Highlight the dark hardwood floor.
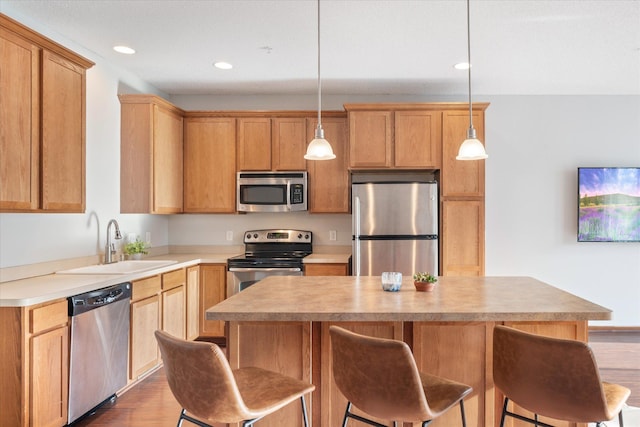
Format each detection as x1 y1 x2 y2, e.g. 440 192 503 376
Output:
73 329 640 426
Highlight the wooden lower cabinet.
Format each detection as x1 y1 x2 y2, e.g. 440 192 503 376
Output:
161 286 185 339
130 294 160 380
186 266 200 340
199 264 226 338
30 326 69 427
441 200 485 276
0 299 69 427
305 263 348 276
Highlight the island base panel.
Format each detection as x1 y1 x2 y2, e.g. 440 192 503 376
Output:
228 321 313 427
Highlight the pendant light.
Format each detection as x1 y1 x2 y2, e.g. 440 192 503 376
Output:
304 0 336 160
456 0 488 161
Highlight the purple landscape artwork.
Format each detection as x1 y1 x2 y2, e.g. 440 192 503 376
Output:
578 167 640 242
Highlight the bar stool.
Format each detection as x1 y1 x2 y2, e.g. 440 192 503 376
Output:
329 325 472 427
155 330 315 427
493 325 630 427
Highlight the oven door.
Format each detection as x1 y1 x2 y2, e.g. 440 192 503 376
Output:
227 267 303 297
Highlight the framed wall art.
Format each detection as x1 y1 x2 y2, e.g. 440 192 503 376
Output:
578 167 640 242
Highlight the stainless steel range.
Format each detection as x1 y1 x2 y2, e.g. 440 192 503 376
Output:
227 229 312 296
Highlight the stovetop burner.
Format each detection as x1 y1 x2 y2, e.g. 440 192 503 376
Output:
227 229 312 269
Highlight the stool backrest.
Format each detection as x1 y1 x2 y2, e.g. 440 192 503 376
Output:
155 330 251 423
329 326 435 421
493 325 608 423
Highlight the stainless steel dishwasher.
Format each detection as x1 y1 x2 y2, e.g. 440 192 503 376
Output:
67 282 131 424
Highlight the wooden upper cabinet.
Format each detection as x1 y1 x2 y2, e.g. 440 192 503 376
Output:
0 15 93 213
272 118 307 171
184 117 237 213
441 110 485 198
41 51 86 212
237 117 307 171
348 110 393 168
119 94 184 214
348 108 442 169
0 27 39 211
306 116 349 213
237 117 272 170
394 111 441 169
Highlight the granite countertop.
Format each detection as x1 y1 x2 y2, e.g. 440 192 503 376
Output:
206 275 612 322
0 250 351 307
0 253 236 307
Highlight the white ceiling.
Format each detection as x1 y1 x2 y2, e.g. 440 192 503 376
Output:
3 0 640 96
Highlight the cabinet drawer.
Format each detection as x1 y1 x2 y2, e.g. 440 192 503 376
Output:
162 268 186 290
30 299 68 334
132 275 161 300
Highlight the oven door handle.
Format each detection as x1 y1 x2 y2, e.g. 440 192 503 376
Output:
228 267 302 273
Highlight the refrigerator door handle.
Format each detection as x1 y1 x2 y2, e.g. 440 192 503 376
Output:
353 195 361 276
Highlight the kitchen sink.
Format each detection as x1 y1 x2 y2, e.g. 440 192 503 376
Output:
56 260 178 275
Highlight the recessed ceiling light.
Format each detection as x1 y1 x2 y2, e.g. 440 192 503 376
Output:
113 45 135 55
454 62 471 70
214 61 233 70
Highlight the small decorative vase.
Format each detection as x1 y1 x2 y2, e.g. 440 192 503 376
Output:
129 253 143 260
414 281 436 292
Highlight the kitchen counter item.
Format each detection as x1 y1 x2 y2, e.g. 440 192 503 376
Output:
67 282 131 423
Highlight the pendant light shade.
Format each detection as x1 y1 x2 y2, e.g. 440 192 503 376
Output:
456 0 487 161
305 0 335 161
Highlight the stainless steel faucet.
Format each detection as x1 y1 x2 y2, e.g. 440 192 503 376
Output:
104 219 122 264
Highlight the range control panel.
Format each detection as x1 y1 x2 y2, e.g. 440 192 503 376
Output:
243 229 312 244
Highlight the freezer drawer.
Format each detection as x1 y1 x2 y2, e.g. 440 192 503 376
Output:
353 238 438 276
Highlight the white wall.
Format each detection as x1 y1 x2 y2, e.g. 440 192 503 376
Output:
0 6 170 267
1 7 638 325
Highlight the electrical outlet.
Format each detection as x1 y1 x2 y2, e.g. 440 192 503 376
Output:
226 230 233 241
145 232 151 244
329 230 337 241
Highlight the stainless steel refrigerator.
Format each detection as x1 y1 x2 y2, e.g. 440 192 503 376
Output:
352 181 438 276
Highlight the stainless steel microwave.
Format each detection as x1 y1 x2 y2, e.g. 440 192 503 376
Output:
237 171 307 212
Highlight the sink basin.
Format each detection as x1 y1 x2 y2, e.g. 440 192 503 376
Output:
56 260 178 275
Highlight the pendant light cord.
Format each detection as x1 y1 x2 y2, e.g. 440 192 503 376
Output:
317 0 322 129
467 0 474 132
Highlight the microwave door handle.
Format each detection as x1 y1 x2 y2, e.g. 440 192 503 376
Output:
286 179 292 211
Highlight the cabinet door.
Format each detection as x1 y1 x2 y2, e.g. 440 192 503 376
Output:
186 266 200 340
130 295 160 380
307 117 349 213
441 200 485 276
349 111 392 168
199 264 226 338
237 118 271 170
153 104 183 213
0 28 39 211
162 285 186 339
394 111 441 168
272 118 307 171
441 110 485 197
41 50 86 212
184 117 236 213
31 326 69 427
305 263 348 276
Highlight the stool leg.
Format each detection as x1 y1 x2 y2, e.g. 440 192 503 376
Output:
342 402 352 427
619 410 624 427
460 400 467 427
301 396 310 427
499 398 509 427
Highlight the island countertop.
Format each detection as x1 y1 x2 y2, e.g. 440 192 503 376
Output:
206 275 611 322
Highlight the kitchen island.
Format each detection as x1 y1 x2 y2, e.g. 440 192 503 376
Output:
206 276 611 427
